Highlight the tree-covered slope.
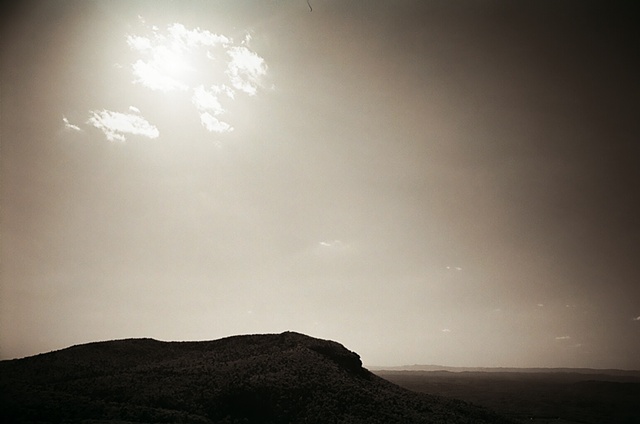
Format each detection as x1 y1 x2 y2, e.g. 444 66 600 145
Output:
1 332 514 423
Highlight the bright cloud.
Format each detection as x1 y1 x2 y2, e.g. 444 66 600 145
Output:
166 23 230 48
125 21 267 134
226 46 267 96
633 316 640 321
131 57 190 92
87 109 159 142
192 85 234 133
555 336 571 340
192 85 226 116
199 112 233 134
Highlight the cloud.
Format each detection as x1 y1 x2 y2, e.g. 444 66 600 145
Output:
555 336 571 340
633 316 640 321
62 116 81 131
130 58 190 92
87 109 159 142
199 112 233 134
314 240 355 256
126 23 230 93
123 21 268 135
166 23 230 48
318 240 346 249
441 328 451 333
446 266 462 271
226 46 267 96
192 85 233 133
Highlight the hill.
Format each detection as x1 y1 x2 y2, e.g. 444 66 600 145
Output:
0 332 514 423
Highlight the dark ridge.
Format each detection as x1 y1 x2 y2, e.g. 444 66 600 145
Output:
0 332 515 424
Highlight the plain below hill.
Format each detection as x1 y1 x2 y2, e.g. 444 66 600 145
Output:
369 364 640 379
0 331 515 424
373 367 640 424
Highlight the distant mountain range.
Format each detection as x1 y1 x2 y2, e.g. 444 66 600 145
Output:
0 332 514 423
369 364 640 377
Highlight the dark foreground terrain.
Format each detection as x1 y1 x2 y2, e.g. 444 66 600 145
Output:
375 369 640 424
0 332 513 424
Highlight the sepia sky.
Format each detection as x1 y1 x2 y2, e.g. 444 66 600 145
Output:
1 0 639 369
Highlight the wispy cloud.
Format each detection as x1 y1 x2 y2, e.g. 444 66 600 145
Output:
633 316 640 321
87 109 159 142
555 335 571 340
62 116 81 131
318 240 346 249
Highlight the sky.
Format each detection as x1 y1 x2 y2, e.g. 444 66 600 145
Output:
1 0 638 369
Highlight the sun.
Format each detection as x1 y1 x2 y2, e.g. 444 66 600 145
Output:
123 21 267 134
154 44 194 82
129 37 198 92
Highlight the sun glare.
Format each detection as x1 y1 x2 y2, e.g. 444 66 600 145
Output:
91 21 270 138
155 45 194 82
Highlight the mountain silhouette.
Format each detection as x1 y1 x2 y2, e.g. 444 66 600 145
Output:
1 331 514 423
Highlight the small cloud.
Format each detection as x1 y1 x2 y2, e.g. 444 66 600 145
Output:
226 46 267 96
441 328 451 333
192 85 233 133
87 109 159 142
166 23 230 48
129 105 141 113
199 112 233 134
319 240 345 248
445 266 462 271
537 304 544 307
192 85 226 116
633 316 640 321
62 116 82 131
555 336 571 340
312 239 353 258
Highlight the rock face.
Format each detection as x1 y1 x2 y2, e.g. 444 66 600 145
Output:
0 331 514 424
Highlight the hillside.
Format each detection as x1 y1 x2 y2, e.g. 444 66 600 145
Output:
0 332 514 424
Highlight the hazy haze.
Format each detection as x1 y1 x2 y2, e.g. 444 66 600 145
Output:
1 0 639 369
